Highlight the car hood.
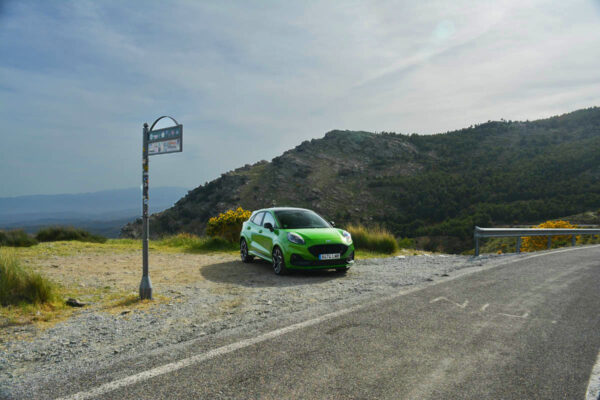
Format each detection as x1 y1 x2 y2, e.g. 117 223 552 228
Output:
284 228 345 244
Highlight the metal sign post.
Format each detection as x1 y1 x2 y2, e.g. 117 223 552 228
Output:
140 116 183 300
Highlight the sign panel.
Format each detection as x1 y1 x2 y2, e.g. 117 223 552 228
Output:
148 138 182 155
147 124 183 155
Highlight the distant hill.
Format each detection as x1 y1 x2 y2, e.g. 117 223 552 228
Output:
121 107 600 252
0 187 188 237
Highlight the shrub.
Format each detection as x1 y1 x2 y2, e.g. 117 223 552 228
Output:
0 230 38 247
396 237 415 249
0 249 56 305
35 226 107 243
158 233 238 253
346 224 399 254
521 220 579 252
206 207 252 243
188 237 238 252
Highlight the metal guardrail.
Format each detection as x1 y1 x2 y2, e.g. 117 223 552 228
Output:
474 226 600 256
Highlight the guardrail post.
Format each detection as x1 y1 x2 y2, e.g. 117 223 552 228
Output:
547 236 552 250
516 237 521 253
474 227 480 256
572 235 576 247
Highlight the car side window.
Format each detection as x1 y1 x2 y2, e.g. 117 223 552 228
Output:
251 212 264 226
262 212 275 228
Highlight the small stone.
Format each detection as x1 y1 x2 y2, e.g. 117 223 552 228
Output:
51 264 59 268
114 349 120 354
120 310 131 315
66 298 85 307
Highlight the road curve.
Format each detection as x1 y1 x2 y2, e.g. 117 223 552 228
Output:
39 246 600 399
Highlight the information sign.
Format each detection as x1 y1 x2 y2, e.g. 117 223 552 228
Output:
148 124 183 155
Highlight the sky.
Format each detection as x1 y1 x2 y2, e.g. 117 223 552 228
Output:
1 0 599 197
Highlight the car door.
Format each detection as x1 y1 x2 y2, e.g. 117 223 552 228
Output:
254 211 277 257
247 212 264 255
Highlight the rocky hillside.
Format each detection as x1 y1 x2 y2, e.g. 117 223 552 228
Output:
121 107 600 250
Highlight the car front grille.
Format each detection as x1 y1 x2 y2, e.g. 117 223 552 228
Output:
290 253 353 267
308 244 349 257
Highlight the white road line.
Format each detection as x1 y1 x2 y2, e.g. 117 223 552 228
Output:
497 312 529 319
55 245 600 400
586 350 600 400
430 297 469 308
56 302 370 400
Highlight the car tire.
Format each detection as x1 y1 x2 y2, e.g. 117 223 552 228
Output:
272 247 290 275
335 267 349 274
240 238 254 263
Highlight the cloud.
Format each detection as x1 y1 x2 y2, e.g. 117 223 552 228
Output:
0 0 599 196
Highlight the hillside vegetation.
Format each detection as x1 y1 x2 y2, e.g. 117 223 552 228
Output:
121 107 600 253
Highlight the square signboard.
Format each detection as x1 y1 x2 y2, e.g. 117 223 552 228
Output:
148 125 183 155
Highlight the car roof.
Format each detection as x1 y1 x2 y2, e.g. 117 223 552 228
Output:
254 207 311 213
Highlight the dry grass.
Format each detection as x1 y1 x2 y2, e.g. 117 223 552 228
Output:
0 238 427 330
1 240 238 330
346 224 399 254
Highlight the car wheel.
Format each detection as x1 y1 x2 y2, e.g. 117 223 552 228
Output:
335 267 349 274
240 238 254 263
272 247 289 275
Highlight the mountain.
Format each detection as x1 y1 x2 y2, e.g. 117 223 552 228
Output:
0 187 188 237
121 107 600 252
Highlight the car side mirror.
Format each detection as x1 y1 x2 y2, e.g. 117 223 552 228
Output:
330 221 335 227
264 222 274 232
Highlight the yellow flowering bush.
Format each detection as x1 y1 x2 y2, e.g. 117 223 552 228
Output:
206 207 252 243
521 220 579 252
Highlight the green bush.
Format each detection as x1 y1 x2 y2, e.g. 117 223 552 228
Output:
396 237 415 249
158 233 238 253
346 224 399 254
0 249 56 305
0 230 38 247
35 226 107 243
187 236 238 252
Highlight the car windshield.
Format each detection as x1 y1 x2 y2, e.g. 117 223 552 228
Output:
274 210 330 229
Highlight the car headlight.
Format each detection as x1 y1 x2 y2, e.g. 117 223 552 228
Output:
287 232 305 245
342 230 352 244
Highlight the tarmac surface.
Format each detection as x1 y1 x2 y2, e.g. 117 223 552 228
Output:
25 246 600 399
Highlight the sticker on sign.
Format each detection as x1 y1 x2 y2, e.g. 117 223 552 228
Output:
149 138 182 155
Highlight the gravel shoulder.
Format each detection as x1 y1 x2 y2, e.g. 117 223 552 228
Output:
0 251 523 399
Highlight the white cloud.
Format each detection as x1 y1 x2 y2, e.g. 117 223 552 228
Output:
1 0 599 195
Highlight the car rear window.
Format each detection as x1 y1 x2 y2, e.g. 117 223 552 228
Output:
274 210 330 229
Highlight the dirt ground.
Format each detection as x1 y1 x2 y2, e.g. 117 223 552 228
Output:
26 249 239 293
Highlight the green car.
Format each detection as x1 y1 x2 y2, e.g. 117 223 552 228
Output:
240 207 355 275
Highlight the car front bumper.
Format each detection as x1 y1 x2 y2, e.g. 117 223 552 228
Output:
287 246 355 269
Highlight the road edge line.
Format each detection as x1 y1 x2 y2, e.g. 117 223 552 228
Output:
586 350 600 400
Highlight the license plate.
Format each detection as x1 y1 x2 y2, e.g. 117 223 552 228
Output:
319 253 340 260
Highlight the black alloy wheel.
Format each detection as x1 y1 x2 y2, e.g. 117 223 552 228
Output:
240 238 254 263
272 247 289 275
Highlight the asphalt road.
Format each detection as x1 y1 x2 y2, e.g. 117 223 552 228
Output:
42 246 600 399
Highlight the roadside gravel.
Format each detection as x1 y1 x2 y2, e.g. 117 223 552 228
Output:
0 252 521 399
